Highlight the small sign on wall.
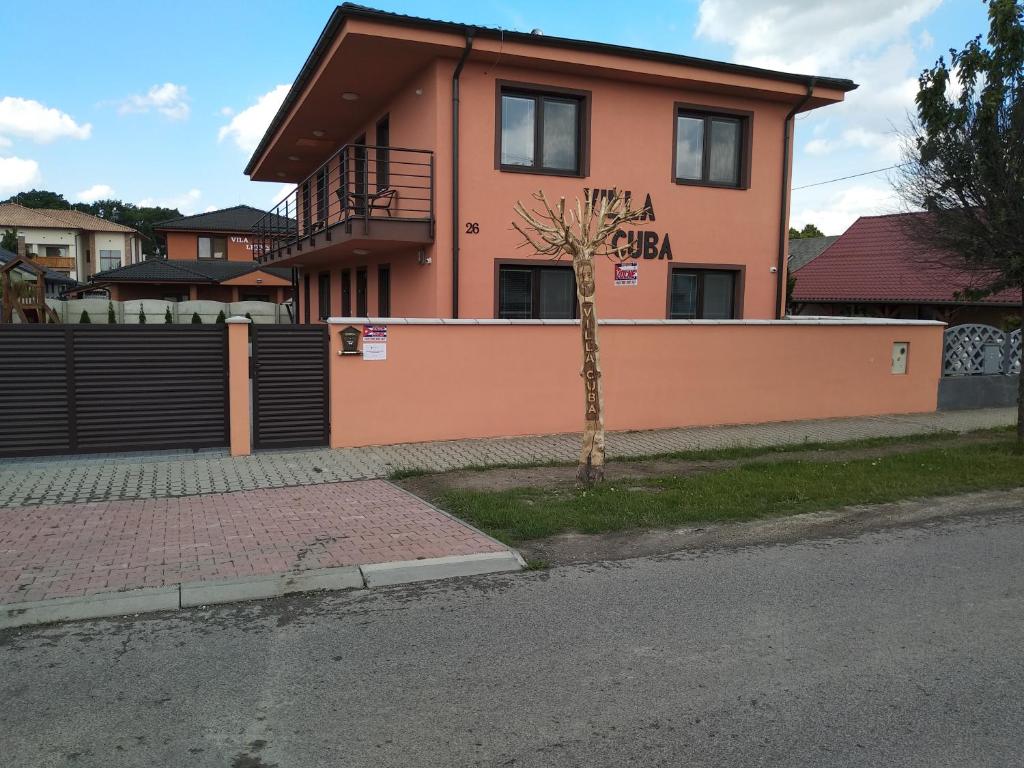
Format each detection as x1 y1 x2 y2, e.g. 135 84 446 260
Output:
614 262 638 287
363 325 387 361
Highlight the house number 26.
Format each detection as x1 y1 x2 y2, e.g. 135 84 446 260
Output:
465 222 480 234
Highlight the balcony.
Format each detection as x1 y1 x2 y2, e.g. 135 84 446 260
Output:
251 144 434 266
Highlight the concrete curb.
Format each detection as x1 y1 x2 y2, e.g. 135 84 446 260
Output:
0 552 524 630
0 586 179 630
362 551 524 587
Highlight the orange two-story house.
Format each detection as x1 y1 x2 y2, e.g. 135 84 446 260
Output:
245 4 856 324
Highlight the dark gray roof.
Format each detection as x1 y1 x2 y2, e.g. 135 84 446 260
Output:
0 247 80 285
788 236 839 272
154 205 294 233
246 3 859 175
90 259 290 283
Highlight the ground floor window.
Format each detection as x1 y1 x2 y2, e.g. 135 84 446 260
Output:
318 271 331 320
669 268 738 319
99 249 122 271
356 268 367 316
498 264 576 319
340 269 351 316
378 265 390 317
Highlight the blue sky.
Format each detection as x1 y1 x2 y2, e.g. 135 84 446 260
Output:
0 0 988 233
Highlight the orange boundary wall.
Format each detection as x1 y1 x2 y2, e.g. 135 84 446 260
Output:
326 318 944 449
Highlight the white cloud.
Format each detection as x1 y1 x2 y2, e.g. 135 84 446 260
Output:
269 183 296 206
791 183 901 235
697 0 940 160
218 84 290 152
118 83 190 120
0 97 92 144
0 156 42 195
76 183 114 203
139 188 202 214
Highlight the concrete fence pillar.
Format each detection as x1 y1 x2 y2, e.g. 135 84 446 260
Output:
326 319 345 449
226 317 252 457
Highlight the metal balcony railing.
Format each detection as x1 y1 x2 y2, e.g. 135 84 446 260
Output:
251 144 434 261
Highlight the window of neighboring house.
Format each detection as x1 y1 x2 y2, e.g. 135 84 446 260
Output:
340 269 352 316
197 236 227 259
378 265 391 317
498 87 587 176
86 249 91 263
99 249 122 271
318 271 331 320
241 292 270 302
497 264 576 319
162 294 187 303
355 267 367 316
674 107 750 188
43 245 69 258
668 268 739 319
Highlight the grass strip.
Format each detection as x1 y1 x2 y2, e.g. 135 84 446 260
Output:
437 437 1024 544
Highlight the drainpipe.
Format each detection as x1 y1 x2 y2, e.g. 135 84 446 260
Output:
776 77 815 319
451 27 475 318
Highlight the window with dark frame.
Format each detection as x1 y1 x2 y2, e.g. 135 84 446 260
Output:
355 267 367 317
197 236 226 259
498 264 577 319
499 88 584 175
376 116 390 191
316 168 328 223
303 273 311 324
674 108 747 188
378 265 391 317
668 268 738 320
340 269 351 316
318 271 331 320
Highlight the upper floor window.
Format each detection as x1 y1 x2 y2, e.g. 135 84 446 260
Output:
498 264 576 319
674 106 751 189
198 236 226 259
498 86 588 176
669 268 739 319
99 249 122 271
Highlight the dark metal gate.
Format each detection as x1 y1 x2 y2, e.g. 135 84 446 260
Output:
251 325 329 449
0 325 228 457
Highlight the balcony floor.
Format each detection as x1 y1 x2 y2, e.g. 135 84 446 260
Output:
258 216 433 268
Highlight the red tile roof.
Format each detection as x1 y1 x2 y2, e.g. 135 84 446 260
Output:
791 212 1019 306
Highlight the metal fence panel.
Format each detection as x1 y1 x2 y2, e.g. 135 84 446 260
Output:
252 325 329 449
0 325 73 456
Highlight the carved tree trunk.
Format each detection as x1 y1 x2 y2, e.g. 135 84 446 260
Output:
574 251 605 486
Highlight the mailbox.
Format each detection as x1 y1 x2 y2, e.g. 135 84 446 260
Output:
340 325 361 355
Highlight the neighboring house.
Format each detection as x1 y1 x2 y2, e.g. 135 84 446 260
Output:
0 246 80 298
69 259 293 303
790 213 1019 325
154 205 290 262
243 4 855 323
0 203 143 282
788 235 839 272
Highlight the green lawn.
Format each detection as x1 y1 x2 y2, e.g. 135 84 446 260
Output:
438 437 1024 544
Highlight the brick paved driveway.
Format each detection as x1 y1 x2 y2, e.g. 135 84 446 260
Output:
0 481 506 606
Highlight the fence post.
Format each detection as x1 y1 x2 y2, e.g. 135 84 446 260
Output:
226 316 252 457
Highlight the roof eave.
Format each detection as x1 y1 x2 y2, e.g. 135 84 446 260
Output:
244 3 857 176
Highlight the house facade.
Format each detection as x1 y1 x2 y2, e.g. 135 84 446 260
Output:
790 213 1020 326
0 203 143 282
155 205 283 262
246 4 855 324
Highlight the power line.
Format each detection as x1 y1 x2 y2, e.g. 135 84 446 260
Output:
792 163 908 191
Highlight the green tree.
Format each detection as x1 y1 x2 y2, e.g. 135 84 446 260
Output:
139 305 147 324
79 310 91 324
1 228 18 252
2 189 71 209
788 223 825 239
164 306 173 324
191 312 202 324
108 301 116 323
896 0 1024 446
215 309 226 323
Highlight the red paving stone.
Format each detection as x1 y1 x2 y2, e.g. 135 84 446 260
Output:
0 480 507 605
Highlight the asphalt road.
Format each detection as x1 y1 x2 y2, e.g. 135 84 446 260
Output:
3 508 1023 767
